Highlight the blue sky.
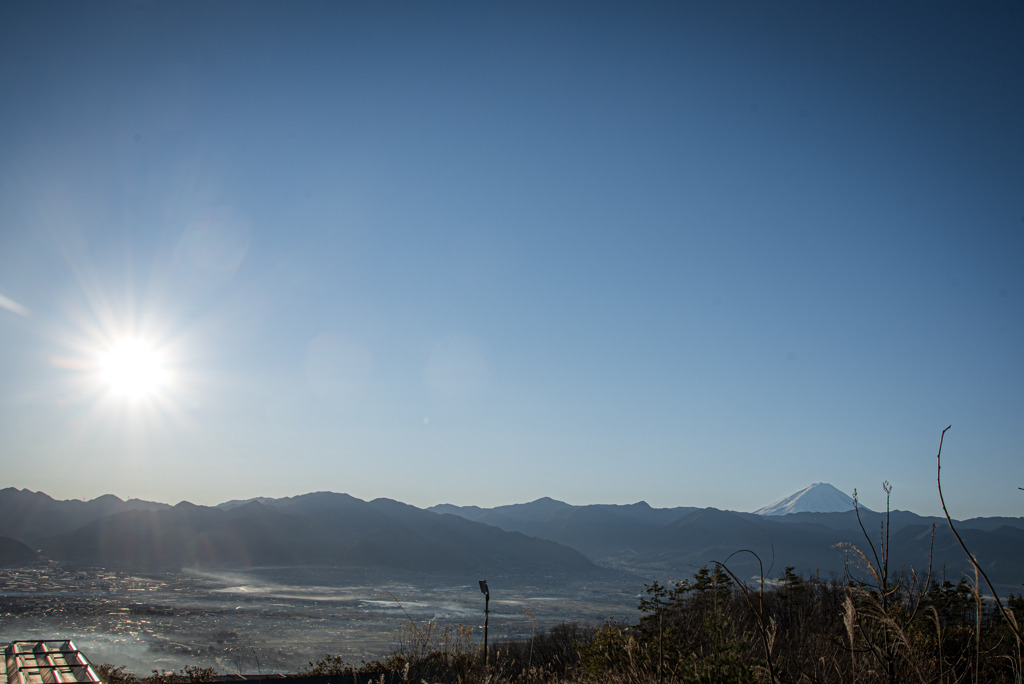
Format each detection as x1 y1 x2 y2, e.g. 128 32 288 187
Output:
1 2 1022 517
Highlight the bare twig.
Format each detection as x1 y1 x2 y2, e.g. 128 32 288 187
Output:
935 425 1023 645
381 591 414 623
713 550 778 684
853 489 884 588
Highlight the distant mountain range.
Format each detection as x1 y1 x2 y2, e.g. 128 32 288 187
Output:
0 488 597 578
2 485 1022 591
431 495 1024 591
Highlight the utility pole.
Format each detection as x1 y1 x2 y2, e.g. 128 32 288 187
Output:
479 580 490 668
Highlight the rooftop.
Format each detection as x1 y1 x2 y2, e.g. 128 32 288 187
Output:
2 641 100 684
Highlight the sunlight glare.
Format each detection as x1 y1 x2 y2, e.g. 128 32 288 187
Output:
100 338 168 399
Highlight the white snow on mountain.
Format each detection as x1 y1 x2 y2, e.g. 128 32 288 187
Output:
754 482 859 516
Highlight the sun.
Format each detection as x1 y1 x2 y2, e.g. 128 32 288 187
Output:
99 338 168 399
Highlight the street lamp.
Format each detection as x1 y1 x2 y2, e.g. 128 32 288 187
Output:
479 580 490 668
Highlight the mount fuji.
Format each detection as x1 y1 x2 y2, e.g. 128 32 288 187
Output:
754 482 862 516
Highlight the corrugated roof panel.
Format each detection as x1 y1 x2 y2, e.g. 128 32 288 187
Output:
3 641 100 684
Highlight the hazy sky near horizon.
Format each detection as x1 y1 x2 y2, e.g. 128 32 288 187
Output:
1 2 1022 518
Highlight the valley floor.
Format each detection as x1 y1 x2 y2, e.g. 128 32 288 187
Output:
0 564 638 674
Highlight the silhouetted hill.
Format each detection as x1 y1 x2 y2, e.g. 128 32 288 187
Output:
274 493 599 575
429 497 574 530
882 523 1024 586
37 492 602 577
435 501 1024 591
430 499 699 559
957 516 1024 532
430 498 694 529
768 508 937 533
0 488 169 543
0 536 40 567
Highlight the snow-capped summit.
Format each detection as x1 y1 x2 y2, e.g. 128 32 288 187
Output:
754 482 859 516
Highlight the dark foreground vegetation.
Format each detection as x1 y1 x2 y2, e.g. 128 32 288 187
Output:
97 561 1024 684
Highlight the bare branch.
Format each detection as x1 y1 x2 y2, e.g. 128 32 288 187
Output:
853 488 884 587
935 425 1022 646
713 550 778 684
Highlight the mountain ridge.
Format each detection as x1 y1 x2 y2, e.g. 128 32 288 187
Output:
2 486 1022 591
24 490 603 578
